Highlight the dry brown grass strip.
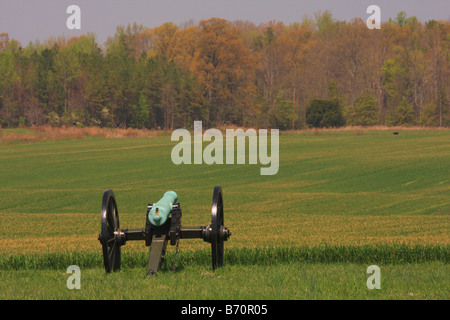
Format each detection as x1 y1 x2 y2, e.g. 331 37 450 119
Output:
0 126 168 144
1 125 449 144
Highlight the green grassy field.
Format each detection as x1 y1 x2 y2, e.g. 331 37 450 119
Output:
0 128 449 299
1 262 448 300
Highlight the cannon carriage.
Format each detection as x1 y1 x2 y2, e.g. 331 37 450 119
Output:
98 185 231 275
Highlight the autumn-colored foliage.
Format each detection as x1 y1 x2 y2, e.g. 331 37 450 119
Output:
0 13 449 130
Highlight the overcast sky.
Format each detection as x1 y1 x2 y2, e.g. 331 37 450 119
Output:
1 0 448 46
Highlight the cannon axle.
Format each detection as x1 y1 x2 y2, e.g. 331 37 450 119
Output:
106 224 231 244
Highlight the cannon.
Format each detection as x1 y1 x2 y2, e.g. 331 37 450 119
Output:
98 185 231 275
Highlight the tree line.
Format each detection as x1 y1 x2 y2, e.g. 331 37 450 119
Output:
0 11 449 130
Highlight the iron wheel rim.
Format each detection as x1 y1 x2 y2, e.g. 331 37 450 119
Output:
211 185 224 269
100 190 121 273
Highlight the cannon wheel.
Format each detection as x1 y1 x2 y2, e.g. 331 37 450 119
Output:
211 185 224 269
99 190 121 273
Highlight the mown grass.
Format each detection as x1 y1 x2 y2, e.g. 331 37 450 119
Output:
0 262 448 300
0 128 449 299
1 212 448 256
0 129 449 217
